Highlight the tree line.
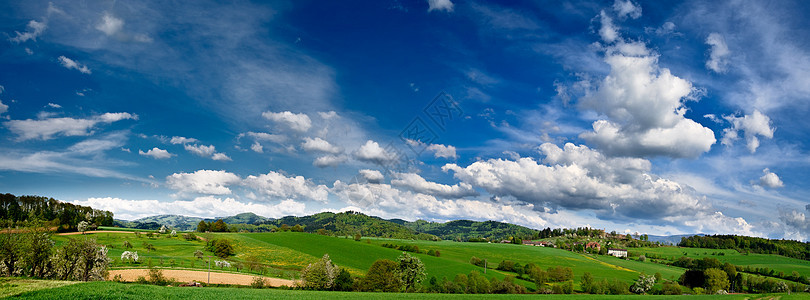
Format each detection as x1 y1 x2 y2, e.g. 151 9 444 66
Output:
679 234 810 261
0 193 113 231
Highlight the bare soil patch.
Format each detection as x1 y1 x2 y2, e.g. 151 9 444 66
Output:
107 269 295 287
56 230 132 236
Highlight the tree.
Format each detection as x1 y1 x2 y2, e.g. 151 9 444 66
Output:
211 220 228 232
158 225 167 234
206 239 234 258
630 273 656 294
704 268 729 293
197 221 208 232
194 249 204 260
359 259 402 292
25 227 53 277
0 231 24 276
77 221 90 234
123 240 133 249
301 254 338 290
332 268 354 291
397 252 426 292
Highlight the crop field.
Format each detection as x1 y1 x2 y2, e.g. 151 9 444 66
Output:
631 247 810 278
6 279 808 300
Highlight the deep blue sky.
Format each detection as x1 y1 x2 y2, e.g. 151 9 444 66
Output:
2 0 810 240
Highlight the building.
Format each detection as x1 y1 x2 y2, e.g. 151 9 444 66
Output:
585 241 601 251
607 248 628 258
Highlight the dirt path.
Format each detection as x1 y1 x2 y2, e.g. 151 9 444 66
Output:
107 269 296 287
57 230 132 236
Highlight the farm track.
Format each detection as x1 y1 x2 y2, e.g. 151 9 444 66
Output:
107 269 296 287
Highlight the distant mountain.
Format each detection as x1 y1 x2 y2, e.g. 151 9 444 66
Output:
221 212 269 225
116 212 270 231
398 219 540 241
260 211 437 240
647 234 704 245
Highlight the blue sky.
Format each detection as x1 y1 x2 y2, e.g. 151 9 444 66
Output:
2 0 810 240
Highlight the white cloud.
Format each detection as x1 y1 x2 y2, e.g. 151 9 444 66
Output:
96 12 124 36
243 171 329 202
139 147 174 159
359 169 384 183
262 111 312 132
598 11 619 43
170 136 199 144
166 170 240 196
4 112 137 141
250 142 263 153
184 144 230 161
426 143 457 159
391 172 478 199
354 140 397 164
646 22 678 36
238 131 287 143
613 0 641 19
758 168 784 188
0 100 7 116
779 206 810 238
443 142 731 227
9 20 46 43
318 111 338 120
706 33 730 73
47 103 61 108
313 155 347 168
57 56 91 74
579 19 715 158
301 137 342 154
71 196 307 220
427 0 454 12
721 110 774 153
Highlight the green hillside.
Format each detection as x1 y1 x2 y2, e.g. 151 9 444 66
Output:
260 212 437 240
399 219 540 241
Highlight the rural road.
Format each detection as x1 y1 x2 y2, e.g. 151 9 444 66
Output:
108 269 296 287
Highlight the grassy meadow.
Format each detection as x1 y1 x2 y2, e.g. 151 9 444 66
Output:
631 246 810 278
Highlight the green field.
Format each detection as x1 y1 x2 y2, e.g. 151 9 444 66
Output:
5 279 808 299
632 247 810 278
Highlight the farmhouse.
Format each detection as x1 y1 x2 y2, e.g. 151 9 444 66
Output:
607 248 628 258
585 241 601 251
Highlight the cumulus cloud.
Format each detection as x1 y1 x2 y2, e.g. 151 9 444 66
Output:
262 111 312 132
313 155 347 168
96 12 124 36
613 0 641 19
0 100 7 116
391 172 478 199
243 171 329 202
443 142 735 228
427 0 454 12
139 147 174 159
5 112 137 141
598 11 619 43
166 170 240 196
720 110 774 153
579 16 715 158
354 140 398 164
706 33 730 73
318 111 338 120
170 136 199 144
758 168 784 188
71 196 306 220
426 143 457 159
184 144 231 161
301 137 342 154
238 131 287 143
250 142 263 153
9 20 46 43
359 169 384 183
57 56 91 74
779 205 810 237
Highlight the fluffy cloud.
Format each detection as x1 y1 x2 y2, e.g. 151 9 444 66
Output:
301 137 342 154
579 16 715 158
250 142 263 153
238 131 287 143
9 20 46 43
779 205 810 237
71 196 306 220
0 100 7 116
57 56 91 74
313 155 347 168
5 112 137 141
96 12 124 36
243 171 329 202
169 136 199 144
138 147 174 159
705 33 730 73
354 140 397 164
427 0 454 12
613 0 641 19
391 172 478 199
720 110 774 153
166 170 240 195
184 144 231 161
359 169 384 183
443 142 726 225
427 143 457 159
598 11 619 43
758 168 784 188
262 111 311 132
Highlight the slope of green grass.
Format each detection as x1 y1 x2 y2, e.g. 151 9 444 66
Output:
9 280 806 300
632 247 810 278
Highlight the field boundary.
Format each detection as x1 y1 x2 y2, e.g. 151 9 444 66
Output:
107 269 296 287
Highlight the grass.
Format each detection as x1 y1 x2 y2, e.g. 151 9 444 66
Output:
0 277 79 298
7 280 810 299
632 247 810 278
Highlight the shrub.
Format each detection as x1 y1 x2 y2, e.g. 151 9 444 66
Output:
300 254 338 290
358 259 402 292
251 276 266 288
206 239 235 258
470 256 484 267
662 282 683 295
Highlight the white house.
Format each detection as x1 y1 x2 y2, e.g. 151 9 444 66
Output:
607 248 628 258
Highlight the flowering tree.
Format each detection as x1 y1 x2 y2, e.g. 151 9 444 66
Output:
300 254 338 290
630 273 656 294
215 260 231 269
170 230 177 237
77 221 90 234
159 225 168 234
121 251 139 263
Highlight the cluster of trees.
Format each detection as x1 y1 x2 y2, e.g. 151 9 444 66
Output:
738 266 809 284
299 252 427 293
403 219 540 242
581 272 634 294
381 243 440 257
422 272 527 294
197 220 228 232
260 212 438 240
205 239 234 258
0 193 113 231
679 235 810 261
676 257 742 293
0 223 110 281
